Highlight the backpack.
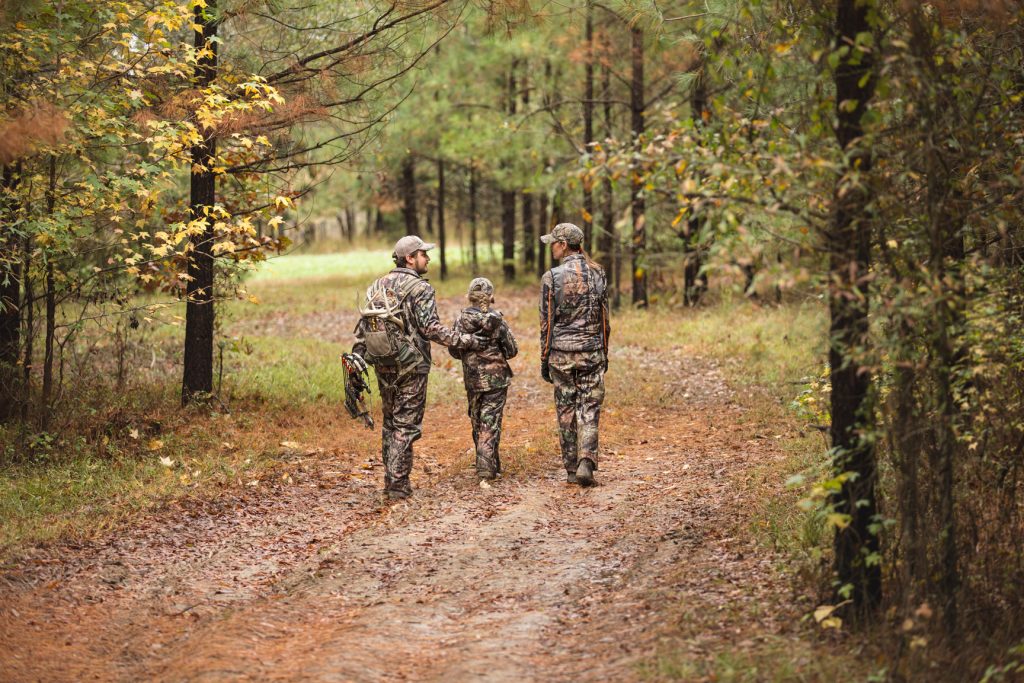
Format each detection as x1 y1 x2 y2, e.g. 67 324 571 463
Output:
358 276 424 375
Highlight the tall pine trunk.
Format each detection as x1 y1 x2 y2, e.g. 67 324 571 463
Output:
582 1 595 250
182 1 218 405
630 27 647 308
20 233 32 421
829 0 881 612
402 154 418 235
522 192 534 268
501 63 517 282
501 190 516 282
469 165 479 275
537 193 549 276
598 63 616 301
437 156 447 280
684 55 708 306
0 163 22 421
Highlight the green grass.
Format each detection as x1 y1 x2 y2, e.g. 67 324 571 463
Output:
615 298 827 394
0 411 271 553
641 636 883 682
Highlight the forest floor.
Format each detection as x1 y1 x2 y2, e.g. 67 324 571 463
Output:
0 264 874 681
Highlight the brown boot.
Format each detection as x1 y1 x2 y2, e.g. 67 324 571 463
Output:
575 458 596 487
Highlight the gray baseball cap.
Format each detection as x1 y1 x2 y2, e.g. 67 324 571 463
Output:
393 235 436 259
468 277 494 297
540 222 584 245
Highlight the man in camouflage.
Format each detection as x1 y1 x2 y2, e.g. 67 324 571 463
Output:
449 277 519 480
351 236 484 500
539 223 610 486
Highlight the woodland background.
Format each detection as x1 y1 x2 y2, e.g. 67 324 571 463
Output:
2 0 1024 680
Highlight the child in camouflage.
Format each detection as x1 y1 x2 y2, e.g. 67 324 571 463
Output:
448 278 519 481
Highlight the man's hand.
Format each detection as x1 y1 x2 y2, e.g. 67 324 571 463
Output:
541 362 553 384
341 353 374 429
342 352 369 376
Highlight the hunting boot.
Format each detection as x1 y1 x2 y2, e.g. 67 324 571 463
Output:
575 458 596 487
566 470 578 484
386 476 413 500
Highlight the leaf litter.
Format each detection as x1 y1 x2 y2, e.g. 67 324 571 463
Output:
0 289 856 681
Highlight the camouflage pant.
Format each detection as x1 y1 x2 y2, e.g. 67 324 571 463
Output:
377 371 428 492
467 387 508 477
550 356 605 473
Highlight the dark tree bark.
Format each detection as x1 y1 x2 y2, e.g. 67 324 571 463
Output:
537 192 549 277
582 0 595 250
501 63 517 282
469 164 479 275
684 55 709 306
42 156 57 427
345 207 356 242
501 190 516 282
40 159 57 428
402 153 418 235
182 0 219 405
0 163 22 421
20 233 32 421
829 0 881 612
522 192 534 268
437 156 447 280
0 162 25 422
630 26 647 308
597 62 616 302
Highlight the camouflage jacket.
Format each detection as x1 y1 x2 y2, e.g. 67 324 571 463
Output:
540 254 610 362
353 268 477 375
449 307 518 391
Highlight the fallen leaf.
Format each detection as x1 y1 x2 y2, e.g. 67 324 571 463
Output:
159 456 174 467
148 439 164 451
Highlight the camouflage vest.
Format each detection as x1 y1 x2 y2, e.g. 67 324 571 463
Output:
547 254 607 353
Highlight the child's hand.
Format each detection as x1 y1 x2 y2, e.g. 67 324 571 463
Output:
481 311 503 334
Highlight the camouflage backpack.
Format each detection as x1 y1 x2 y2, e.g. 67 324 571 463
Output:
358 277 424 375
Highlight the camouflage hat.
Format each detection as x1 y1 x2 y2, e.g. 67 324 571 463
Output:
540 222 584 245
393 235 436 259
468 277 495 297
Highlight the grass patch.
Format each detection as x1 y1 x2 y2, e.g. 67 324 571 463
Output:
641 636 882 682
0 410 275 555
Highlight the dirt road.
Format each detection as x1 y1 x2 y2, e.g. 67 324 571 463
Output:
0 292 814 681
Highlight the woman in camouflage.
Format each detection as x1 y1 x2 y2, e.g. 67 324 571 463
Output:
538 223 611 487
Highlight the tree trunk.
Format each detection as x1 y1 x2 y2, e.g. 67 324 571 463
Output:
346 207 356 242
630 26 647 308
684 56 709 306
598 62 616 300
402 153 418 235
0 163 22 421
469 165 479 275
501 189 516 282
537 193 549 276
20 233 32 421
182 1 218 405
522 192 534 268
41 155 56 428
582 0 595 251
829 0 881 613
437 156 447 280
501 62 517 282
